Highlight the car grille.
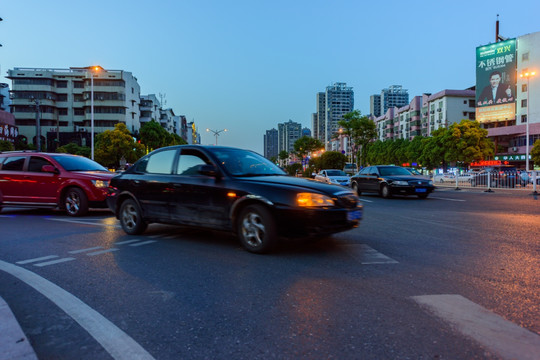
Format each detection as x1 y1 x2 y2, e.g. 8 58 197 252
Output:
407 180 430 186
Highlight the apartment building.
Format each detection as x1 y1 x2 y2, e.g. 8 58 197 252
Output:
324 83 354 149
7 66 140 150
264 128 278 160
278 120 302 153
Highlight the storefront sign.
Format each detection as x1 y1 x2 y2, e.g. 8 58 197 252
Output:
0 122 18 143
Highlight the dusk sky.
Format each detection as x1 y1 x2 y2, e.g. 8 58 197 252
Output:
2 0 540 154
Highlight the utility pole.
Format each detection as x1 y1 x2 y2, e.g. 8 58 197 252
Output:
31 97 41 151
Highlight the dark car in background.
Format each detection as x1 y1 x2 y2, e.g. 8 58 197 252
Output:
0 151 115 216
107 145 362 253
350 165 434 199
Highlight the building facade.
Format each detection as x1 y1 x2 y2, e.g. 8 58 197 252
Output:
370 94 381 117
379 85 409 116
324 83 354 149
7 66 140 150
278 120 302 154
263 128 279 160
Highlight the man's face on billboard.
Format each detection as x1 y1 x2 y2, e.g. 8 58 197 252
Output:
490 74 501 88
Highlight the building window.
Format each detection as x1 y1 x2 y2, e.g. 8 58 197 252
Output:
522 84 528 92
522 115 527 123
57 94 68 101
58 108 68 116
522 52 529 61
468 100 475 107
74 108 85 116
57 81 68 88
522 99 527 108
73 81 84 88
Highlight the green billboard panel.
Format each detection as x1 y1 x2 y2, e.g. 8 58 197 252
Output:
476 39 517 123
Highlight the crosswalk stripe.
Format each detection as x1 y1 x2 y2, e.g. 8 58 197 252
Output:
34 258 76 267
413 294 540 360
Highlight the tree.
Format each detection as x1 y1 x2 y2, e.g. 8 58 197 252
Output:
293 136 324 165
139 120 165 151
318 151 347 170
56 142 90 157
531 139 540 167
95 123 146 169
278 150 289 167
0 140 14 152
443 120 494 167
338 110 377 167
419 129 447 170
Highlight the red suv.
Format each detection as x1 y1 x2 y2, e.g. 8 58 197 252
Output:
0 151 115 216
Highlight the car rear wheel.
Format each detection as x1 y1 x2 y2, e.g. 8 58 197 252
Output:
237 204 277 254
352 182 361 195
119 199 147 235
64 188 88 216
381 184 392 199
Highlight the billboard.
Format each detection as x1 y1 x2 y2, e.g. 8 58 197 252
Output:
0 122 19 144
475 39 516 123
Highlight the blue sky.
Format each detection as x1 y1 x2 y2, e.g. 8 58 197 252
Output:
2 0 540 154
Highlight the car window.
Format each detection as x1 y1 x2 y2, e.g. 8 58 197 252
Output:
327 170 346 176
28 156 53 172
1 156 26 171
146 149 177 174
52 155 108 171
359 167 371 175
176 149 210 175
379 167 411 176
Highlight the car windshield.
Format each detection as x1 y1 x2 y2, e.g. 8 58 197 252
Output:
379 167 412 176
52 155 109 172
210 148 286 177
407 168 422 175
326 170 347 176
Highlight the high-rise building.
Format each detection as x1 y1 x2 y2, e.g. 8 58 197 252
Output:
7 66 140 150
322 83 354 149
370 94 381 117
314 92 326 143
264 128 278 160
380 85 409 116
278 120 302 153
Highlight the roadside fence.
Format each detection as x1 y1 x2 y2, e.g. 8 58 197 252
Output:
433 170 539 192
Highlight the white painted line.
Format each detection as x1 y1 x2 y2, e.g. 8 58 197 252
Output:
16 255 59 265
342 244 398 264
115 239 143 245
86 249 119 256
129 240 158 247
358 198 374 203
161 235 177 239
34 258 76 267
47 218 120 227
69 247 104 254
430 197 466 202
0 260 155 360
413 294 540 360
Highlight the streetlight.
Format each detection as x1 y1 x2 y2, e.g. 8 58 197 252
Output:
206 128 227 145
520 70 536 171
88 66 101 160
30 97 41 151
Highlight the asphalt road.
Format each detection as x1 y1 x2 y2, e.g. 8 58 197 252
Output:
0 188 539 359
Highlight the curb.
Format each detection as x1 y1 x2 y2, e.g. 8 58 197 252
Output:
0 296 38 360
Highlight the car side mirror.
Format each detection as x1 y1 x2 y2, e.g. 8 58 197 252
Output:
198 164 220 177
42 165 59 174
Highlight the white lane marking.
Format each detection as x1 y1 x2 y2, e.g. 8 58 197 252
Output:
69 247 104 254
115 239 143 245
413 294 540 360
430 196 466 202
161 235 177 239
358 198 374 203
129 241 157 247
16 255 59 265
342 244 398 264
0 260 155 360
86 249 119 256
34 258 76 267
47 218 120 227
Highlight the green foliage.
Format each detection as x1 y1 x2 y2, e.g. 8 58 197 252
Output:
284 162 302 176
56 142 90 157
139 120 187 151
444 120 494 164
94 123 146 168
316 151 347 170
531 139 540 167
0 140 15 152
293 136 324 160
338 110 377 166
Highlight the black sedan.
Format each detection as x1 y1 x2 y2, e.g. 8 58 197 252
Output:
107 145 362 253
350 165 434 199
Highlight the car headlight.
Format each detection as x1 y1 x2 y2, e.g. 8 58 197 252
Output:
330 179 340 184
428 180 433 185
297 193 335 207
91 179 110 188
393 180 409 186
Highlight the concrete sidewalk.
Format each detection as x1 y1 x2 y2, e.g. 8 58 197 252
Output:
0 296 38 360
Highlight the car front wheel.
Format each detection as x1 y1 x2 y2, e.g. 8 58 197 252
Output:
64 188 88 216
237 204 277 254
352 182 361 195
381 184 392 199
119 199 147 235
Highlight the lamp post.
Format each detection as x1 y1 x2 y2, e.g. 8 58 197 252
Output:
88 66 101 160
206 128 227 145
520 70 536 171
30 97 41 151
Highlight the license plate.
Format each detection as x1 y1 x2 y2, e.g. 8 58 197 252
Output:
415 188 427 193
347 209 362 221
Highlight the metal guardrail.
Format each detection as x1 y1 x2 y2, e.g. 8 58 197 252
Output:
433 171 539 193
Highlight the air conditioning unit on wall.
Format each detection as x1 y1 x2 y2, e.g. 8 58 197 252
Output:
512 147 518 152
